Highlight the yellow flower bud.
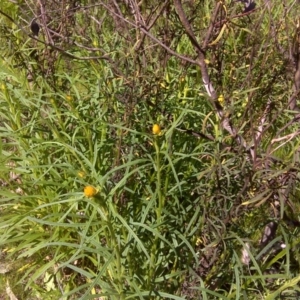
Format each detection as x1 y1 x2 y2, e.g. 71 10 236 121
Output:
77 171 85 178
152 124 161 135
66 95 73 102
218 94 225 107
84 186 98 198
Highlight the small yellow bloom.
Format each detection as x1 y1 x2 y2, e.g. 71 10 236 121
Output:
84 186 98 198
77 171 85 178
66 95 73 102
196 237 202 247
152 124 161 135
218 94 225 107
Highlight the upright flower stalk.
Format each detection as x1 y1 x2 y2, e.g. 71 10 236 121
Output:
152 124 163 220
148 124 165 288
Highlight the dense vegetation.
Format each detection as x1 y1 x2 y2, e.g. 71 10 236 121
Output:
1 0 300 299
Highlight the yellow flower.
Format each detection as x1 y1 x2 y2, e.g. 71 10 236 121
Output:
196 237 202 246
152 124 161 135
218 94 225 107
66 95 73 102
84 186 98 198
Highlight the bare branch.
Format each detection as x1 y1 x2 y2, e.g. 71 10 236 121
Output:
255 98 273 145
173 0 204 55
138 26 198 64
202 2 222 50
134 1 170 51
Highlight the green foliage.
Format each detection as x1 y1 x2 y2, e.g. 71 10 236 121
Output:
0 0 300 299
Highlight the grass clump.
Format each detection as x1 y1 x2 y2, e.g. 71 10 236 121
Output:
0 0 300 299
